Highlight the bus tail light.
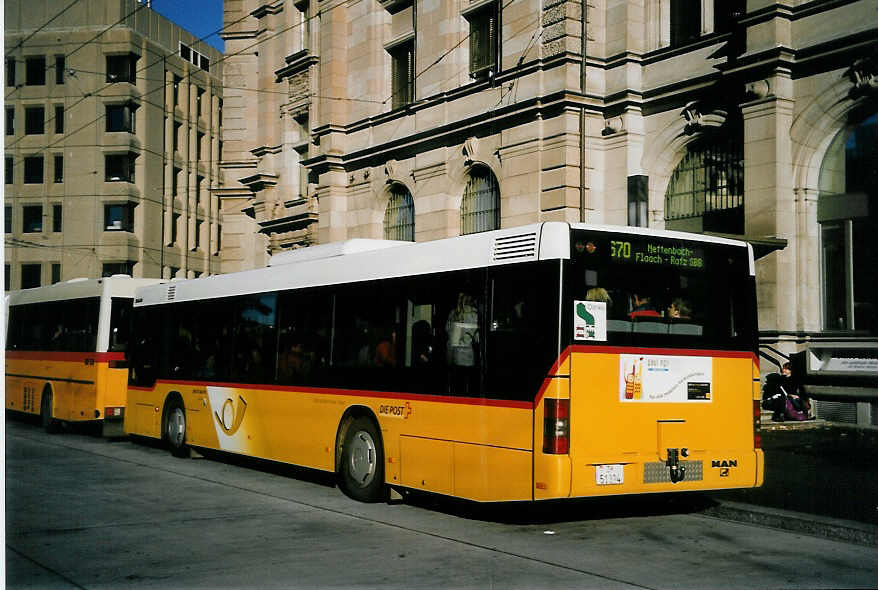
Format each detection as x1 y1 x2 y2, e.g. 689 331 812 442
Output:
543 398 570 454
753 400 762 449
105 406 125 419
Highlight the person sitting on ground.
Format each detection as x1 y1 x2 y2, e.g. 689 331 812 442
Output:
782 361 811 417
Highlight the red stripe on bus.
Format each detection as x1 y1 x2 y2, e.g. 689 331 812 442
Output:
5 351 125 362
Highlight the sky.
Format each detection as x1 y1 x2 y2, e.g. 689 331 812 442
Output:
149 1 225 53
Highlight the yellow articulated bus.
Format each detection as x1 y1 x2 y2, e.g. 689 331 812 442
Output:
126 222 763 502
6 277 164 436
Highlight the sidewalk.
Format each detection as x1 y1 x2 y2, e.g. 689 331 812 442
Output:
707 418 878 544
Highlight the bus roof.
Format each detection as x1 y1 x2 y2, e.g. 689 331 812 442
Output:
7 276 165 306
134 222 752 308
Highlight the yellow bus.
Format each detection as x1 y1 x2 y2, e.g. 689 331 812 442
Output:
125 222 763 502
6 277 163 436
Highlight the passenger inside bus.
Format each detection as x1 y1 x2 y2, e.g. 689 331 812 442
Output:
374 328 398 367
668 298 692 319
446 293 479 367
629 293 660 318
411 320 433 366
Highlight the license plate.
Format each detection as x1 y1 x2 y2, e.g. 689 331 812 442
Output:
595 464 624 485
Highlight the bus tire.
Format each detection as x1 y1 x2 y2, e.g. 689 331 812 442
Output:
40 387 60 434
339 417 386 503
163 398 189 458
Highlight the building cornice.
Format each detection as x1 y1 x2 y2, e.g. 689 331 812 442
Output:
275 50 319 80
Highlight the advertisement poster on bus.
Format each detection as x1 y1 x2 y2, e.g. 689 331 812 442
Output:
619 354 712 402
573 300 607 341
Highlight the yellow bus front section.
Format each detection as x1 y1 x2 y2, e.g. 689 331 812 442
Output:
126 381 536 502
538 348 763 499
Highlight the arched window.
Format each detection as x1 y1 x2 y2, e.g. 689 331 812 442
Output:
461 165 499 235
818 111 878 334
384 184 414 241
664 127 744 235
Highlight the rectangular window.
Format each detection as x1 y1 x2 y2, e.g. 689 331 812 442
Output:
6 58 15 86
104 202 135 231
25 106 44 135
102 262 134 277
105 153 136 182
390 40 414 110
196 175 204 204
670 0 701 46
106 54 137 83
171 213 181 244
55 105 64 134
217 224 222 252
26 56 46 86
21 264 41 289
106 103 136 132
197 131 204 160
55 56 65 85
5 264 10 291
51 263 61 284
24 156 44 184
196 87 205 117
52 204 62 232
54 155 63 183
200 55 210 72
195 219 203 249
5 206 11 233
22 205 43 233
6 108 13 135
467 3 498 78
5 157 12 184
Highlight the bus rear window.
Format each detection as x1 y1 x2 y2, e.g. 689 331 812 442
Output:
567 231 755 351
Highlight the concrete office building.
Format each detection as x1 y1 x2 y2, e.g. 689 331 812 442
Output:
4 0 224 288
223 0 877 423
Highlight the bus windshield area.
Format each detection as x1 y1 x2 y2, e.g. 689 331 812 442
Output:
567 231 756 351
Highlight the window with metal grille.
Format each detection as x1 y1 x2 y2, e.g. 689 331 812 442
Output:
466 3 498 79
461 165 500 235
390 40 414 110
664 131 744 235
384 184 415 241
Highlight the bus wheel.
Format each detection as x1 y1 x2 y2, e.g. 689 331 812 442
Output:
339 417 386 503
40 387 60 434
164 399 189 458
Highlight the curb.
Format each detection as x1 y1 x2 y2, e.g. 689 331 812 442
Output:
702 499 878 547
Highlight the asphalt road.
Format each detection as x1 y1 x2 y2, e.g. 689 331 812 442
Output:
5 418 878 589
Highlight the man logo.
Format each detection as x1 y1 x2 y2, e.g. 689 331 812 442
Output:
215 395 247 435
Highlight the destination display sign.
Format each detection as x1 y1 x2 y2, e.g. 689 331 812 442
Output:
573 236 706 271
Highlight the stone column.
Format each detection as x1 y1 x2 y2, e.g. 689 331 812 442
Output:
741 70 796 341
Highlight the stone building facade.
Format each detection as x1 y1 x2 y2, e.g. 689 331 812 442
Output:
224 0 876 390
4 0 225 287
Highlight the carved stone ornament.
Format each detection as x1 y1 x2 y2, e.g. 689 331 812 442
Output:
463 137 479 164
385 159 397 181
680 102 703 136
846 56 878 99
744 79 772 101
